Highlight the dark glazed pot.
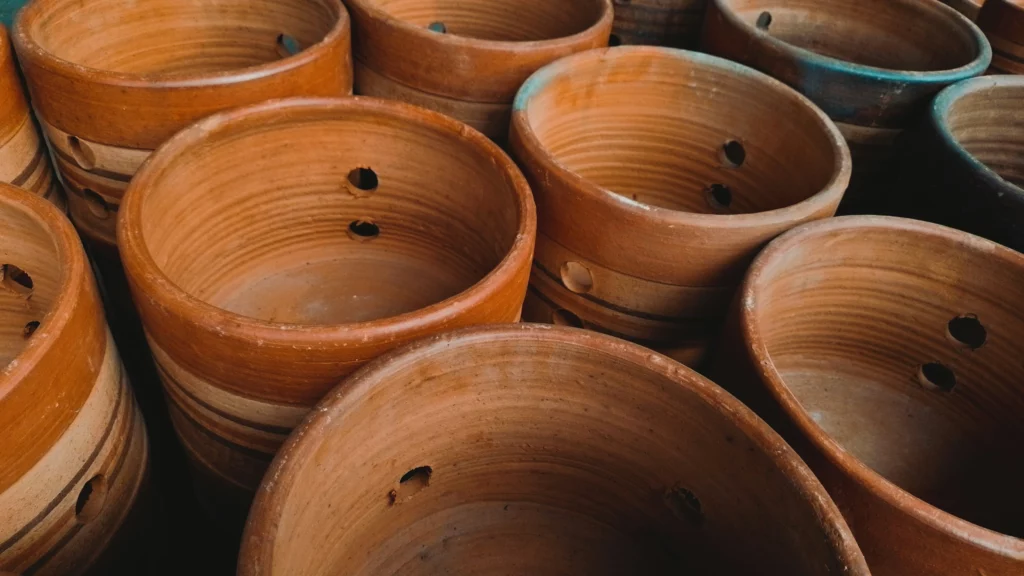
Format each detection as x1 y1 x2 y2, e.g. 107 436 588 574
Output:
346 0 612 141
609 0 707 48
239 324 869 576
701 0 991 214
509 47 849 366
711 216 1024 575
978 0 1024 73
117 97 535 531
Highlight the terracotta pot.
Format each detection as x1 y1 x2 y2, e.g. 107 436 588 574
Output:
0 26 61 209
941 0 985 21
978 0 1024 72
239 324 869 575
710 215 1024 575
13 0 353 250
509 47 849 366
347 0 613 142
117 97 536 529
701 0 991 214
0 182 148 574
609 0 707 48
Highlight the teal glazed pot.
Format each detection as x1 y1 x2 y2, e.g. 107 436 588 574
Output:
701 0 991 214
0 0 27 26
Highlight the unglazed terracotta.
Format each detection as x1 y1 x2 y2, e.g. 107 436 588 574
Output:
978 0 1024 72
702 0 991 213
13 0 353 249
711 215 1024 575
239 324 869 576
509 47 849 366
0 26 61 209
0 182 148 575
117 97 536 530
347 0 612 141
609 0 707 48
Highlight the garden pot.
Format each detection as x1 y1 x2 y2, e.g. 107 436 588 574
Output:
346 0 612 141
609 0 707 48
0 25 61 209
509 47 850 366
117 97 536 531
13 0 353 250
0 182 148 575
978 0 1024 72
710 215 1024 575
701 0 991 214
239 324 869 576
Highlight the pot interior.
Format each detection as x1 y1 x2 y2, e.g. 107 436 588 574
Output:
25 0 340 76
724 0 980 72
522 49 841 214
753 223 1024 538
136 105 522 326
944 82 1024 188
261 333 852 575
366 0 606 41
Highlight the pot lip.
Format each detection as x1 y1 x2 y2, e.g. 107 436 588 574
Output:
240 323 870 575
117 96 536 346
711 0 992 85
739 214 1024 556
511 46 852 229
345 0 613 53
932 75 1024 198
0 183 87 401
12 0 350 90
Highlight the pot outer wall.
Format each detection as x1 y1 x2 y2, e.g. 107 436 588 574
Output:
610 0 708 48
977 0 1024 73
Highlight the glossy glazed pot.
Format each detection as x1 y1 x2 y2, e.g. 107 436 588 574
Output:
118 97 536 529
0 182 148 575
701 0 991 214
13 0 353 249
978 0 1024 72
239 324 869 576
0 26 61 209
347 0 612 141
509 47 850 366
710 216 1024 575
609 0 707 48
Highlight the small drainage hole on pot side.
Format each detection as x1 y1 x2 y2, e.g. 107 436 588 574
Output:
348 220 380 240
664 485 704 527
23 321 40 338
919 362 956 392
67 136 96 170
721 140 746 168
427 21 447 33
947 315 986 349
83 189 110 220
552 309 584 328
608 34 622 46
390 466 432 504
276 33 301 57
347 167 379 193
1 264 33 296
705 184 733 212
560 261 593 294
75 475 107 523
756 11 772 30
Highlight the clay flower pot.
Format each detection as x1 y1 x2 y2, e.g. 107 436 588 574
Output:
609 0 707 48
13 0 353 251
711 216 1024 575
117 97 536 528
509 47 850 366
0 182 148 574
0 26 61 209
978 0 1024 72
239 324 869 576
346 0 613 142
701 0 991 214
941 0 986 21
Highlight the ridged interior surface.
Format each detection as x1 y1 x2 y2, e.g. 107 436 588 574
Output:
753 225 1024 538
267 335 850 575
27 0 339 75
725 0 979 71
945 83 1024 188
138 109 520 325
524 50 839 213
369 0 606 41
0 202 60 367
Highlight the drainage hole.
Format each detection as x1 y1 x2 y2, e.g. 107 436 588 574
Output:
23 321 40 338
67 136 96 170
348 220 380 240
705 183 733 211
427 21 447 33
276 33 301 57
756 11 772 30
947 315 986 350
919 362 956 392
721 140 746 168
347 167 379 193
664 485 704 526
75 475 108 523
608 33 622 46
560 261 594 294
83 189 110 219
2 264 33 296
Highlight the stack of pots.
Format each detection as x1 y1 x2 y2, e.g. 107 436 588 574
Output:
0 25 61 208
978 0 1024 73
345 0 613 141
117 98 535 530
609 0 707 48
712 216 1024 575
510 47 850 366
701 0 992 214
0 183 148 574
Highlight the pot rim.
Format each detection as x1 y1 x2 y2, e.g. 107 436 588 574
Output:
511 46 852 230
739 214 1024 557
239 322 870 575
932 75 1024 199
117 96 536 345
711 0 992 85
0 183 86 402
12 0 350 91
